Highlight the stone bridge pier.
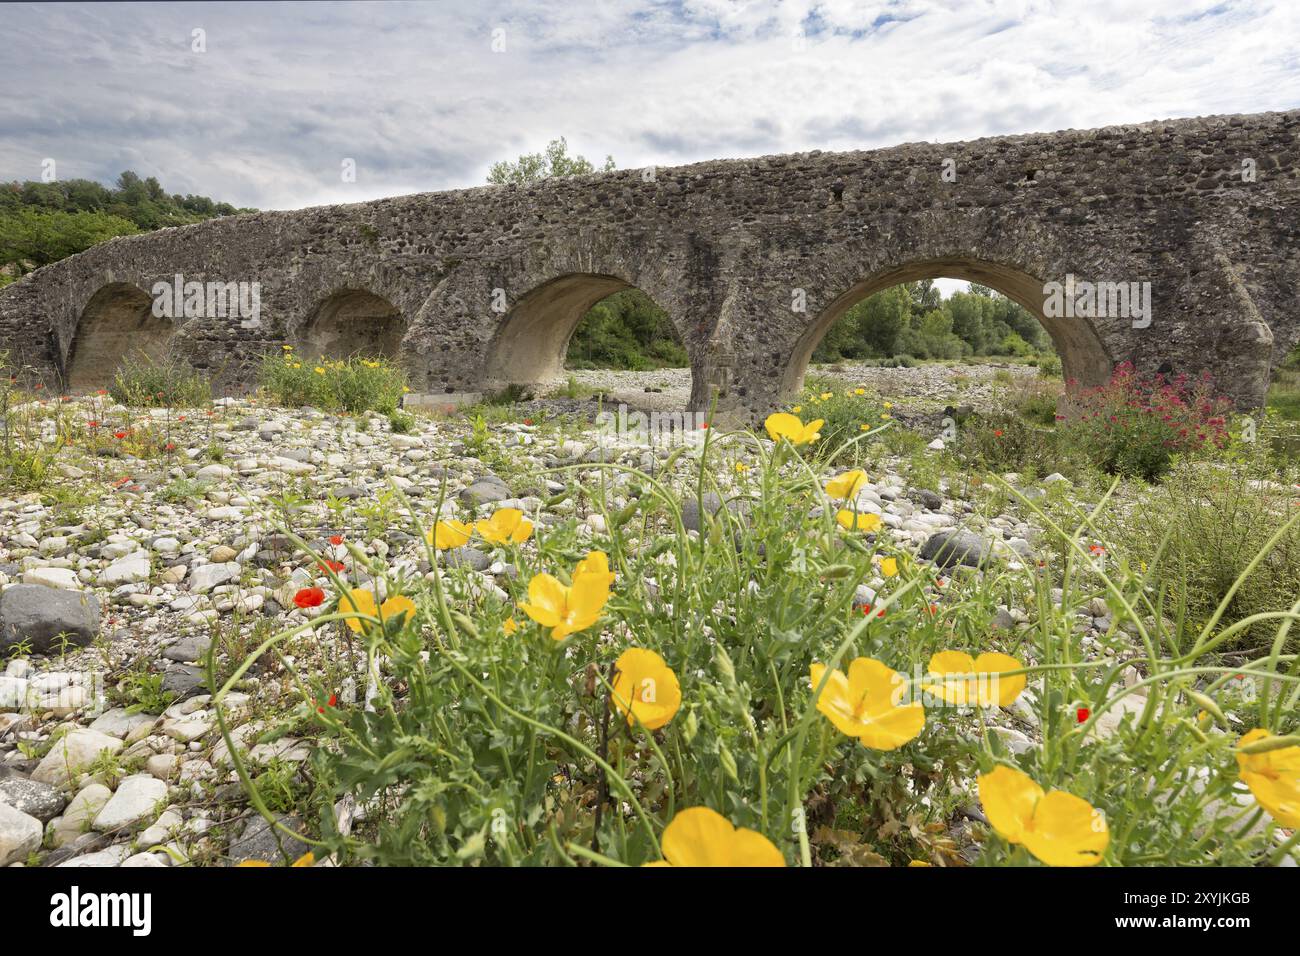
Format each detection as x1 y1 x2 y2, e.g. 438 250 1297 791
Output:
0 110 1296 423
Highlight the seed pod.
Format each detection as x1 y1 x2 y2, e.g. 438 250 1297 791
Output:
681 709 699 744
715 646 737 690
1186 690 1227 727
1238 733 1300 755
718 743 739 784
450 610 480 641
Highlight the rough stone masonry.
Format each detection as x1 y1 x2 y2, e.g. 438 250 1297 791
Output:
0 110 1296 420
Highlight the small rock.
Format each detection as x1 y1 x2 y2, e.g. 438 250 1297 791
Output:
226 813 312 866
0 770 67 822
0 585 101 656
31 729 124 788
918 530 996 569
189 562 241 593
0 801 43 866
21 567 82 590
92 774 168 832
99 554 151 586
160 665 206 702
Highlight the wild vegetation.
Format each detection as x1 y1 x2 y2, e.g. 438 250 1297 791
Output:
0 171 253 286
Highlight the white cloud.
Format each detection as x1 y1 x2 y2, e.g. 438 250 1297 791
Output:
1 0 1296 210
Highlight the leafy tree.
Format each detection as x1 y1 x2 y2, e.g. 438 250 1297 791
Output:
812 280 1054 362
0 171 253 281
487 137 615 186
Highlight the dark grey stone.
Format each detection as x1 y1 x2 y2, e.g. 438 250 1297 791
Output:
0 768 67 822
911 489 944 512
0 585 100 655
680 491 747 533
918 530 997 569
162 635 212 663
226 813 312 866
444 546 491 572
160 664 206 700
460 478 510 507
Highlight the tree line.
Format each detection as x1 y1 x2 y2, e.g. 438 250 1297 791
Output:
0 171 253 285
813 280 1051 362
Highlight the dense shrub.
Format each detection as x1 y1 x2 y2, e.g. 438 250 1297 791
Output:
1063 362 1232 481
796 378 894 462
1099 461 1300 654
109 352 212 407
260 349 407 414
954 412 1063 476
1037 355 1063 378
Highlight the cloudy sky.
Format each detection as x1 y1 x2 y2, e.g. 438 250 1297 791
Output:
4 0 1298 214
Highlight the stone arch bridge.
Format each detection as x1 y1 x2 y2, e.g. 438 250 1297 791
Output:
2 110 1297 421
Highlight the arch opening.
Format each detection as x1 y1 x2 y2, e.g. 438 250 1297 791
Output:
67 283 174 390
299 289 405 362
783 258 1113 399
484 274 687 388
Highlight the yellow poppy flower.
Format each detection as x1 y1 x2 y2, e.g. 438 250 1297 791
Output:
978 765 1108 866
792 405 802 413
835 509 881 533
879 556 898 577
340 588 378 634
764 412 823 446
925 651 1026 707
649 807 785 867
734 462 750 474
1236 729 1300 827
824 469 868 499
237 851 314 867
854 388 866 396
611 647 681 731
574 550 616 588
809 658 925 750
503 616 518 636
314 366 326 375
518 570 610 641
475 507 533 545
379 594 416 627
428 519 472 550
340 589 414 633
883 402 893 409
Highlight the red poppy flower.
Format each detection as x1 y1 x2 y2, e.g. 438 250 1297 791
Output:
293 587 326 608
329 535 344 546
87 420 100 429
523 418 534 426
1076 707 1090 723
113 431 127 440
317 693 338 714
318 559 345 574
993 429 1003 437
